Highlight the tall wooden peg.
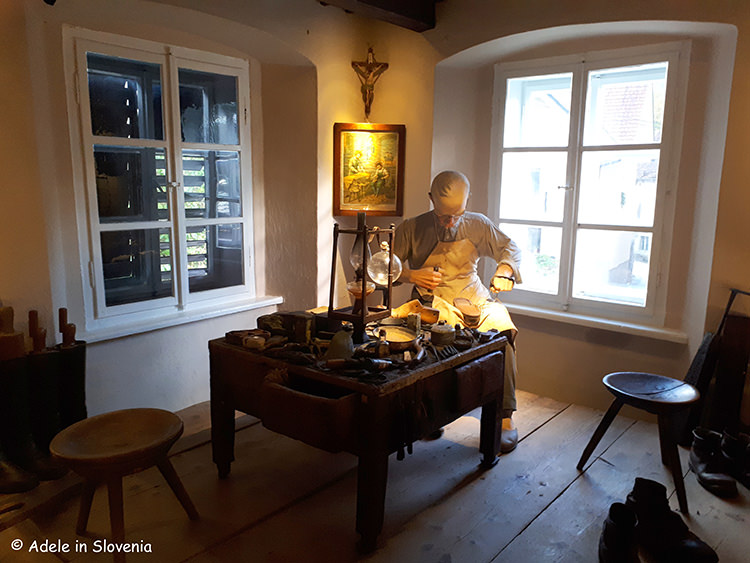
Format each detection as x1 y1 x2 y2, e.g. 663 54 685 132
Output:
59 308 68 336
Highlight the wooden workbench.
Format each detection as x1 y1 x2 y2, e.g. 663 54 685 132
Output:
209 336 506 552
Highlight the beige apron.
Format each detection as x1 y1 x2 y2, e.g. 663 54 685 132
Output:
418 239 517 337
417 239 517 412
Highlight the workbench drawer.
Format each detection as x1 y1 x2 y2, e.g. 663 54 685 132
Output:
454 350 504 413
259 370 358 453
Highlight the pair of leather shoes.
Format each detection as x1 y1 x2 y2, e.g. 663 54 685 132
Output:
625 477 717 562
600 478 718 562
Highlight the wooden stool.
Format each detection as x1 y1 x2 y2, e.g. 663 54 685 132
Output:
50 408 199 561
576 372 699 513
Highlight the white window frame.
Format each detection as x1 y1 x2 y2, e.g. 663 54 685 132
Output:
63 28 278 340
488 41 690 329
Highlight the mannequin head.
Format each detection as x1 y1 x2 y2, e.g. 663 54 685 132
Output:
429 170 470 228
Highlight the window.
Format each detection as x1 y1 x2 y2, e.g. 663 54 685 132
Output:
492 43 687 325
66 32 261 335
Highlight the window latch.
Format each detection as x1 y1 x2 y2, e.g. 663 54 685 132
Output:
557 185 573 191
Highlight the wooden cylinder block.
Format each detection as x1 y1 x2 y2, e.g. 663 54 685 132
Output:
0 306 14 334
0 332 25 361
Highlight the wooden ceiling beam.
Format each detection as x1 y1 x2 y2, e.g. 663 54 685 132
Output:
320 0 437 32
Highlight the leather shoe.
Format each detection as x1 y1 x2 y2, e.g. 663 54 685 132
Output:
423 428 444 441
721 431 750 489
500 427 518 453
453 297 481 328
598 502 638 563
689 427 737 497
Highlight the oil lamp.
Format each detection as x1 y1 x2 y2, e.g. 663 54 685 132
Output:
328 212 400 343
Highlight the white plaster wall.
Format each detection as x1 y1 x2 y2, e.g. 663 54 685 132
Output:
428 10 740 413
5 0 440 415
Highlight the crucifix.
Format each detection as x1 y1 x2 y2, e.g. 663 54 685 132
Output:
352 48 389 120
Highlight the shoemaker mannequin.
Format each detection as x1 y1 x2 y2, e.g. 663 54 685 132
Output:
393 170 522 453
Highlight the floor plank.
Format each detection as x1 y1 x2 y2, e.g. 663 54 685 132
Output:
364 404 631 563
6 391 750 562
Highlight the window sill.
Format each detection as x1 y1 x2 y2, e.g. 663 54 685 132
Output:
506 303 688 344
80 295 283 343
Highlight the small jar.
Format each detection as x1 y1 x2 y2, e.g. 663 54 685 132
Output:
430 320 455 347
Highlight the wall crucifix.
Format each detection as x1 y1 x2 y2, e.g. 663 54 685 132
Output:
352 47 389 120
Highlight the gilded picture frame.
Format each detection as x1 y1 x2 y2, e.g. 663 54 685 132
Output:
333 122 405 216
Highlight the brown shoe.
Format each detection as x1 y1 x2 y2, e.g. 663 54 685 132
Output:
453 297 481 328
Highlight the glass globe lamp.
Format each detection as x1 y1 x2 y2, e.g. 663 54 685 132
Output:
367 241 402 286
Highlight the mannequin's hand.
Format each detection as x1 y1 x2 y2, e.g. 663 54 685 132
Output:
491 265 515 292
408 267 443 290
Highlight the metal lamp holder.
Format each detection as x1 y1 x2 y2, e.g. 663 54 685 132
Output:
328 212 396 343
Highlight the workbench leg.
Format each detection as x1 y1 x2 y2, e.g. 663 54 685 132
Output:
356 451 389 554
479 395 502 468
210 375 235 479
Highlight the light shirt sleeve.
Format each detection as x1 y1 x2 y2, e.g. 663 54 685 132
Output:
466 213 523 283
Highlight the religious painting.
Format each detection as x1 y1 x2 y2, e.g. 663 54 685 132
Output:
333 123 405 216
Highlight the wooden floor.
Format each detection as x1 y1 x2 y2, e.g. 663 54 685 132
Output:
2 391 749 562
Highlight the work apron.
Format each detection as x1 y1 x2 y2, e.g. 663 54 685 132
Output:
417 238 517 412
418 239 517 336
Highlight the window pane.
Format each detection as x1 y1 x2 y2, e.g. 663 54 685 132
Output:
500 152 567 222
504 73 572 148
179 69 238 145
100 228 173 306
187 223 244 293
94 146 168 222
572 229 651 306
500 223 561 295
182 150 241 219
87 53 163 140
578 149 659 227
583 62 668 146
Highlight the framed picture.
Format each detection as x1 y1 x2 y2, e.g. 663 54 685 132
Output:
333 122 405 216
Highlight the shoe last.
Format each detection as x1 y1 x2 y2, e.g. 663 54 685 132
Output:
689 427 738 497
598 502 638 563
625 478 718 563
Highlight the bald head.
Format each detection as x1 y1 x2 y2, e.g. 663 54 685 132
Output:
430 170 470 219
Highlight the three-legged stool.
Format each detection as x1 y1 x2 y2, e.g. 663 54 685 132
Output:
576 372 699 513
50 408 199 561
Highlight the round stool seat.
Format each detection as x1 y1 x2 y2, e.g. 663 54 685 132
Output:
50 408 183 478
603 372 700 413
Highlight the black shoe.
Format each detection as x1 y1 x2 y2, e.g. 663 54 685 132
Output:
423 428 444 440
625 478 717 563
720 430 750 489
599 502 638 563
0 455 38 494
689 427 738 497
